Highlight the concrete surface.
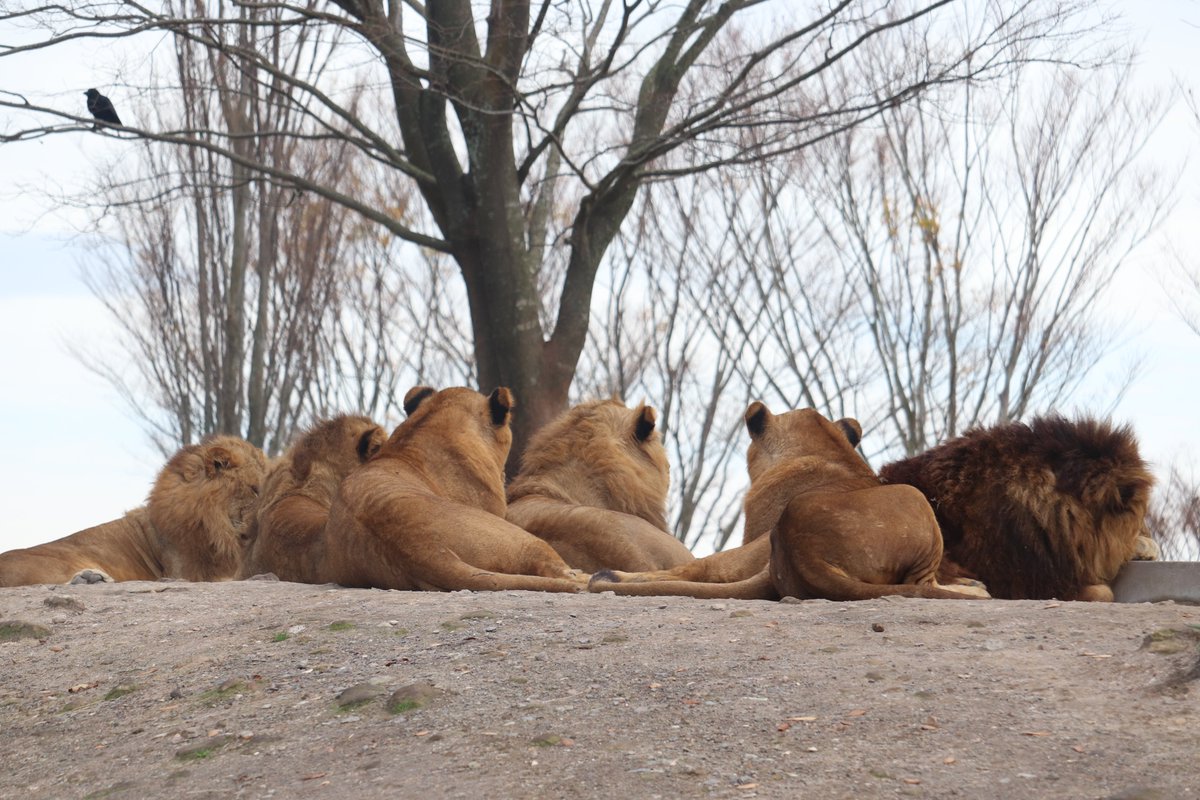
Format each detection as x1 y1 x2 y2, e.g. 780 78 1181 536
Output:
1113 561 1200 604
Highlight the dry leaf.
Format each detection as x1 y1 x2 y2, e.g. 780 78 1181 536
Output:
944 756 957 765
737 783 759 790
414 730 431 737
1022 731 1052 737
846 709 868 717
68 682 98 694
777 722 792 732
1081 653 1112 659
682 698 701 705
788 716 817 722
903 778 922 785
1072 745 1086 753
1042 603 1061 609
301 773 327 781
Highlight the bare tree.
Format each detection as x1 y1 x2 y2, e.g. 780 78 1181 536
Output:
1145 464 1200 561
1 0 1101 467
77 5 448 454
576 51 1171 553
805 57 1171 457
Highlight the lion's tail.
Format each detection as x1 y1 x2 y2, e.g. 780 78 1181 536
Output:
588 567 776 600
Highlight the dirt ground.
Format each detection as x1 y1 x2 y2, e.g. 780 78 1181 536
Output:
1 579 1197 800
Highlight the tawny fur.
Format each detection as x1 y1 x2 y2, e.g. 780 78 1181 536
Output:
506 399 694 572
0 436 267 586
590 404 985 601
238 415 386 582
879 415 1154 601
321 386 588 593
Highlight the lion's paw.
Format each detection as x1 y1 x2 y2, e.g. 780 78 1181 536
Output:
69 569 114 585
1132 535 1160 561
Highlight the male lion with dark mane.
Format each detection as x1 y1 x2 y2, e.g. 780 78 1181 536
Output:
238 415 386 583
506 399 694 572
321 386 588 592
0 436 266 586
878 415 1155 601
591 403 986 601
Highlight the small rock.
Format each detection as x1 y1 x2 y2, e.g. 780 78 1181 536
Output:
169 687 184 700
779 596 803 604
246 572 279 581
175 735 232 761
44 596 85 612
336 682 386 709
0 621 51 642
871 623 885 633
387 682 443 714
1107 788 1169 800
982 639 1006 651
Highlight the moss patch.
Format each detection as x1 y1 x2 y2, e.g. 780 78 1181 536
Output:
104 684 137 701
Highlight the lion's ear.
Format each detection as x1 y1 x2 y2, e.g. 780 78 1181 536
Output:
488 387 515 426
634 404 657 441
745 402 770 438
836 418 862 448
403 386 436 416
357 427 385 462
205 445 234 478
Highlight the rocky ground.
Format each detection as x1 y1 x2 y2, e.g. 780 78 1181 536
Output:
1 579 1197 799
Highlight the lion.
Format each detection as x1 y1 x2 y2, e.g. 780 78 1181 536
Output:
238 415 387 582
878 415 1155 601
0 436 267 586
590 403 986 601
505 399 694 572
321 386 588 593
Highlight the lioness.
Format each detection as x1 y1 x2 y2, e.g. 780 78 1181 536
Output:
506 399 694 572
591 403 986 601
321 386 588 592
879 415 1154 601
238 415 387 582
0 436 267 586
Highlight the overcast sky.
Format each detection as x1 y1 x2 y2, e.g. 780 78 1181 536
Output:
2 2 1199 552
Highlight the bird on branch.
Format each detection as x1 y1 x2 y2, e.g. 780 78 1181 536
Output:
84 88 122 130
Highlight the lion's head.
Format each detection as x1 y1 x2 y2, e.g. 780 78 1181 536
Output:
508 399 670 530
383 386 516 513
744 402 865 482
148 435 267 581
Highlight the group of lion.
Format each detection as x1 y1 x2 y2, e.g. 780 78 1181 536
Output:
0 386 1158 603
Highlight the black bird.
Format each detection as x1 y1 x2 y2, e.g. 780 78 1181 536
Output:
84 88 122 129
